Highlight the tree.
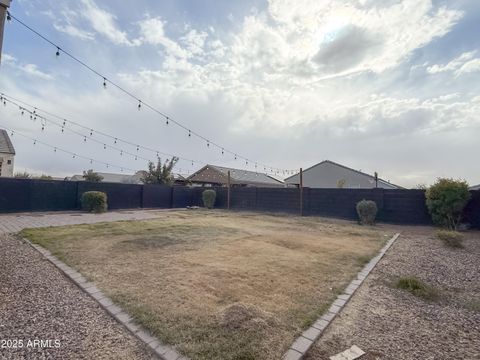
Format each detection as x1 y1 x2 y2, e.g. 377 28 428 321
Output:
140 157 178 185
83 169 103 182
37 174 53 180
14 171 31 179
425 178 471 230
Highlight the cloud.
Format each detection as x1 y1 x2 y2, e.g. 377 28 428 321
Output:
426 51 480 76
312 25 383 73
135 17 188 57
3 0 479 188
53 23 95 41
2 54 53 80
80 0 132 45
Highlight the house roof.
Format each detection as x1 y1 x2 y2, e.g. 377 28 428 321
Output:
69 171 186 184
188 164 284 186
284 160 402 189
0 129 15 155
470 184 480 191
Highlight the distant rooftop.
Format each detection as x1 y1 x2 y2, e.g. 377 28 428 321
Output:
0 129 15 155
69 172 186 184
189 164 284 186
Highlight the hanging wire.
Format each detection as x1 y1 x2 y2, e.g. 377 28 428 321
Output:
5 12 294 174
0 93 204 170
0 123 135 172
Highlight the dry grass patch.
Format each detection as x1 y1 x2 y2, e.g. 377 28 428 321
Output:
21 210 393 360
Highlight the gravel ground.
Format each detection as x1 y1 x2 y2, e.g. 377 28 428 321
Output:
0 233 155 360
305 226 480 360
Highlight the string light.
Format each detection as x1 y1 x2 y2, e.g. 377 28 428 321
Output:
4 14 294 175
166 116 169 125
3 124 136 172
1 93 295 176
56 47 60 57
103 78 107 88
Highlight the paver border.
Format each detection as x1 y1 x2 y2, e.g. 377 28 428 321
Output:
282 232 401 360
21 236 188 360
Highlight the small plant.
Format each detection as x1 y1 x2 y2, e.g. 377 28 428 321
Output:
356 200 378 225
81 191 108 213
202 189 216 209
395 276 438 301
425 178 471 230
436 230 464 248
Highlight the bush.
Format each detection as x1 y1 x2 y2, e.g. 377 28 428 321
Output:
81 191 108 213
425 178 471 230
202 189 216 209
395 276 439 301
356 200 378 225
436 230 464 248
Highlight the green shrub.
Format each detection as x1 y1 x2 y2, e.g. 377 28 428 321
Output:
81 191 108 213
436 230 464 248
202 189 216 209
356 200 378 225
395 276 438 301
425 178 471 230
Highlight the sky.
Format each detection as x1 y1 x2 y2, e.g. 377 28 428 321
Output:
0 0 479 187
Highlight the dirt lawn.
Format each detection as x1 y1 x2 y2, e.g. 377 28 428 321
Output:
21 210 393 360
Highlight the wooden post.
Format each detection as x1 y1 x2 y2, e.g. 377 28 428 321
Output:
227 170 231 210
299 168 303 216
0 0 11 65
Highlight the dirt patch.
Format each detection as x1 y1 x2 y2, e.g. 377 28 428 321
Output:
22 210 392 360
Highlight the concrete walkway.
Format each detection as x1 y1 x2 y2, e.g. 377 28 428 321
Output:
0 209 167 234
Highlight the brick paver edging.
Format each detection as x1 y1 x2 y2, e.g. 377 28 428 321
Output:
282 232 401 360
22 237 188 360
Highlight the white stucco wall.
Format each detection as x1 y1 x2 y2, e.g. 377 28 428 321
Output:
0 153 14 177
286 161 398 189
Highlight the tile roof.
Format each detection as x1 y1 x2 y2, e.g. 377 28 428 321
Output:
190 164 284 186
0 129 15 155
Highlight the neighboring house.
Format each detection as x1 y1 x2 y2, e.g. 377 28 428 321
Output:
69 172 144 184
470 184 480 191
285 160 401 189
68 171 186 185
188 164 284 188
0 129 15 177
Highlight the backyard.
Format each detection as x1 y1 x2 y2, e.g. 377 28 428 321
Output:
20 210 393 360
